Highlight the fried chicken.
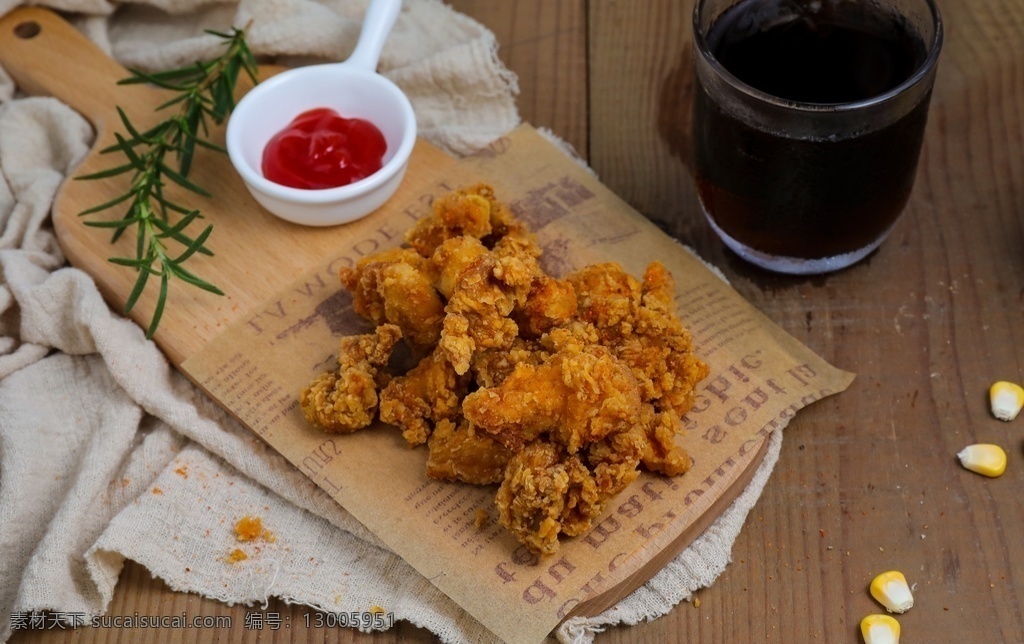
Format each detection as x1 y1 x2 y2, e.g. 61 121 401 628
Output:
431 235 490 299
439 255 520 375
339 248 444 351
299 324 402 433
379 346 469 445
569 261 710 417
406 183 519 257
470 338 549 388
425 418 512 485
462 344 642 454
513 275 578 338
636 405 691 476
495 442 572 555
302 184 712 556
496 439 631 554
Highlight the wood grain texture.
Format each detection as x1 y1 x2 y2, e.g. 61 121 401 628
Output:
12 0 1024 641
448 0 588 159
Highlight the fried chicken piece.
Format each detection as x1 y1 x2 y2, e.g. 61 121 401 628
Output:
408 187 555 372
496 442 571 555
431 236 490 299
463 344 642 454
635 262 711 416
339 248 444 351
379 346 469 445
586 423 646 497
569 261 710 417
490 219 543 262
637 407 692 476
426 418 513 485
299 324 402 433
440 255 520 375
568 261 641 332
496 440 631 553
406 183 519 256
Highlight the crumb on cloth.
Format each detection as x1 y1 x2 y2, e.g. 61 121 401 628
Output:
234 515 276 543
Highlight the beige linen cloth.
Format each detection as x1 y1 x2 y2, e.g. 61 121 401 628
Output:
0 0 784 641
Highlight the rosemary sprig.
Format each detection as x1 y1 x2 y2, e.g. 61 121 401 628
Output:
78 26 259 339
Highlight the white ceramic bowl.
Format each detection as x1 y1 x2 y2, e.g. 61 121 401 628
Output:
226 0 416 227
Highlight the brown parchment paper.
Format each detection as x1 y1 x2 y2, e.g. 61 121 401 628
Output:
181 124 855 643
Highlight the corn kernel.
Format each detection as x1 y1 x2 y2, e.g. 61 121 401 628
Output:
990 381 1024 421
957 443 1007 477
860 614 900 644
869 571 914 613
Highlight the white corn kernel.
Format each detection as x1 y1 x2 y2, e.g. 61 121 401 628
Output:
957 443 1007 477
990 381 1024 421
869 571 914 613
860 614 900 644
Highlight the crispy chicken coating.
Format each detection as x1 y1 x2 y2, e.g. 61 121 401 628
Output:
379 346 469 445
513 275 578 338
462 344 642 454
569 261 710 417
495 442 572 555
406 183 519 257
299 324 402 433
431 236 490 299
637 406 692 476
470 338 549 388
439 255 520 375
339 248 444 351
425 418 513 485
496 439 633 554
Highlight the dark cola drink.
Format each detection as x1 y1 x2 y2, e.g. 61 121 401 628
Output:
692 0 941 273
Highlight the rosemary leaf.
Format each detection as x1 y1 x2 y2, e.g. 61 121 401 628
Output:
152 210 201 237
158 161 212 197
77 163 137 182
78 25 257 338
83 217 142 229
115 106 147 143
121 68 192 92
109 256 156 268
172 223 214 264
168 262 225 295
147 272 170 338
111 132 143 168
77 190 135 215
125 266 150 313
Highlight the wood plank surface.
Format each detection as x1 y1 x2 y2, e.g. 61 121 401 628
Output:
449 0 588 158
13 0 1024 642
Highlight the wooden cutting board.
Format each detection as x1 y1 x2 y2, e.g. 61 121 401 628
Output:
0 6 457 366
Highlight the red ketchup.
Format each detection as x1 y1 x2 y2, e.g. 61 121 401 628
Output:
261 108 387 190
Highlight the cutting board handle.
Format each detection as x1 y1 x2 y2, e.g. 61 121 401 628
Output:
0 7 158 135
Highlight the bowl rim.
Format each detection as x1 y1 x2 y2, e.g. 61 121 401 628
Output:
225 65 418 206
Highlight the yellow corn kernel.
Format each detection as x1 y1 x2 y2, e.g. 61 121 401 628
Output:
869 571 914 613
957 443 1008 477
990 381 1024 421
860 614 900 644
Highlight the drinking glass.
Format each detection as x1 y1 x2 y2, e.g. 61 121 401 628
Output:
692 0 943 274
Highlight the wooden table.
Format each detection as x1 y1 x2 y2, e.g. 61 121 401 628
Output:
14 0 1024 641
